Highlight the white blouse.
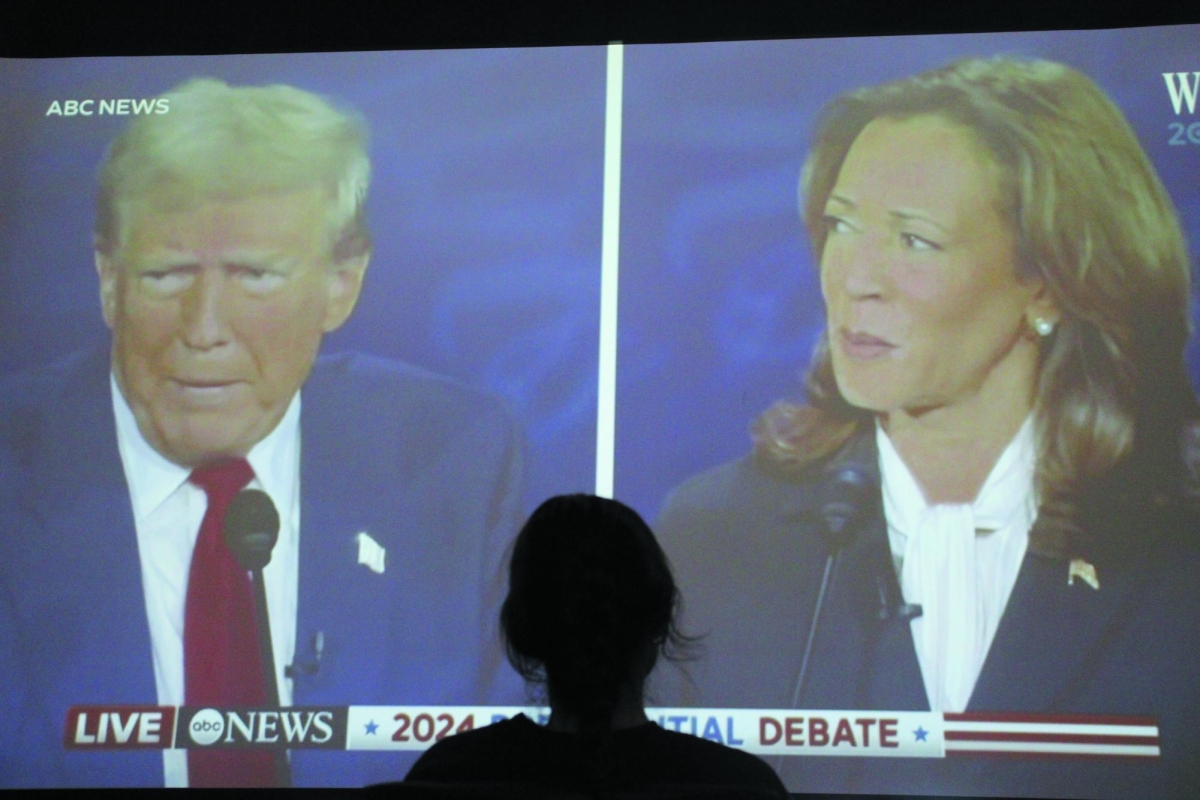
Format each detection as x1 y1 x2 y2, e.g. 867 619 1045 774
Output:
876 417 1037 713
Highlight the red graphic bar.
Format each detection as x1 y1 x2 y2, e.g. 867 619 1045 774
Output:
946 751 1162 761
944 712 1158 727
945 732 1158 746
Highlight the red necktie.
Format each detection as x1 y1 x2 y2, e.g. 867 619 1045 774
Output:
184 458 276 787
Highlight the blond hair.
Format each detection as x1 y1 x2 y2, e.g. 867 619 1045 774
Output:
755 57 1198 556
95 77 370 261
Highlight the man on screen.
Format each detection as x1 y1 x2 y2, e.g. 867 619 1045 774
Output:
0 79 522 788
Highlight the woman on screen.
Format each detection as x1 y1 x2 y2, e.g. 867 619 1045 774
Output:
403 494 788 797
657 57 1200 799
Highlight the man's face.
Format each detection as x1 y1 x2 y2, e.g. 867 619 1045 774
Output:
97 187 367 467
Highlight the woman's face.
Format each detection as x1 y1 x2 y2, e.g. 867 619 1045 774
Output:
821 114 1043 417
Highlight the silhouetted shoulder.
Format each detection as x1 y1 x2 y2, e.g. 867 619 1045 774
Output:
636 724 789 795
404 716 542 784
405 715 787 796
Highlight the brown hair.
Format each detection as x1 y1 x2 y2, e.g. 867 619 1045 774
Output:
754 57 1198 556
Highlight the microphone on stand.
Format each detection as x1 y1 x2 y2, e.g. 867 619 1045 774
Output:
224 489 291 788
789 464 876 709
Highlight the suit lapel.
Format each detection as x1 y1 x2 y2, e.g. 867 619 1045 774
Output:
945 503 1158 797
772 431 927 793
847 509 929 711
25 349 159 784
801 426 1154 716
797 430 928 711
291 359 390 708
775 427 1164 795
32 348 157 702
969 521 1150 712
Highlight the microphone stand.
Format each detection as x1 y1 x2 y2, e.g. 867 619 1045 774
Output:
776 464 874 776
225 489 292 788
250 566 291 788
788 464 874 708
790 551 840 710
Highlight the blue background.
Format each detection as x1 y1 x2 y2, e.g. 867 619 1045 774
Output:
615 26 1200 520
0 47 607 510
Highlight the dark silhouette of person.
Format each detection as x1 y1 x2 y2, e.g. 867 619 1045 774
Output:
402 494 788 798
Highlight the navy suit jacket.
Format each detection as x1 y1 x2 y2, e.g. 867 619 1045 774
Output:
654 430 1200 799
0 347 524 788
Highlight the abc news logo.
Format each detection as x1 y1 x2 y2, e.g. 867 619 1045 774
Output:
65 706 347 749
179 707 346 749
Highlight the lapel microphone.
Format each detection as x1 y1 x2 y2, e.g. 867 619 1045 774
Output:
877 575 923 622
789 464 876 709
286 631 325 679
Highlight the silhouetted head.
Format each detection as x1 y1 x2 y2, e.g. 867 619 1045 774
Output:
501 494 688 729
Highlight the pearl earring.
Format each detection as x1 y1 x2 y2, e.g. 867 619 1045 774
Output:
1033 317 1055 337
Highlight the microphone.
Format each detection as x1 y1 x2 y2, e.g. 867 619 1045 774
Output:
789 464 876 709
817 465 875 551
223 489 291 787
876 575 923 622
225 489 280 571
285 631 325 679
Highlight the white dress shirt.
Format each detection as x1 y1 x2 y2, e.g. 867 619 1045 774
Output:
111 376 301 787
877 417 1036 713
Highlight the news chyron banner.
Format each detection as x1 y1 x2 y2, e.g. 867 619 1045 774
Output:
64 706 1161 759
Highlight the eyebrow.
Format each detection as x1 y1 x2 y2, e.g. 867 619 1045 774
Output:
891 210 951 235
134 249 297 268
826 194 951 235
220 250 298 268
826 194 855 209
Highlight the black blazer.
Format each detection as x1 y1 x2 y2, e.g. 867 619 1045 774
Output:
653 429 1200 798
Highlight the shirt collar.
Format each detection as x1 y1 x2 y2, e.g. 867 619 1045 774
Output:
877 415 1037 540
111 373 301 522
246 391 301 529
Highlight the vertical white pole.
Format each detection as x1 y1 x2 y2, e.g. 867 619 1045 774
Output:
595 42 624 499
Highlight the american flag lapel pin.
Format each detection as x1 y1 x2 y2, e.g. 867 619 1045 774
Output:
355 531 386 574
1068 558 1099 590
